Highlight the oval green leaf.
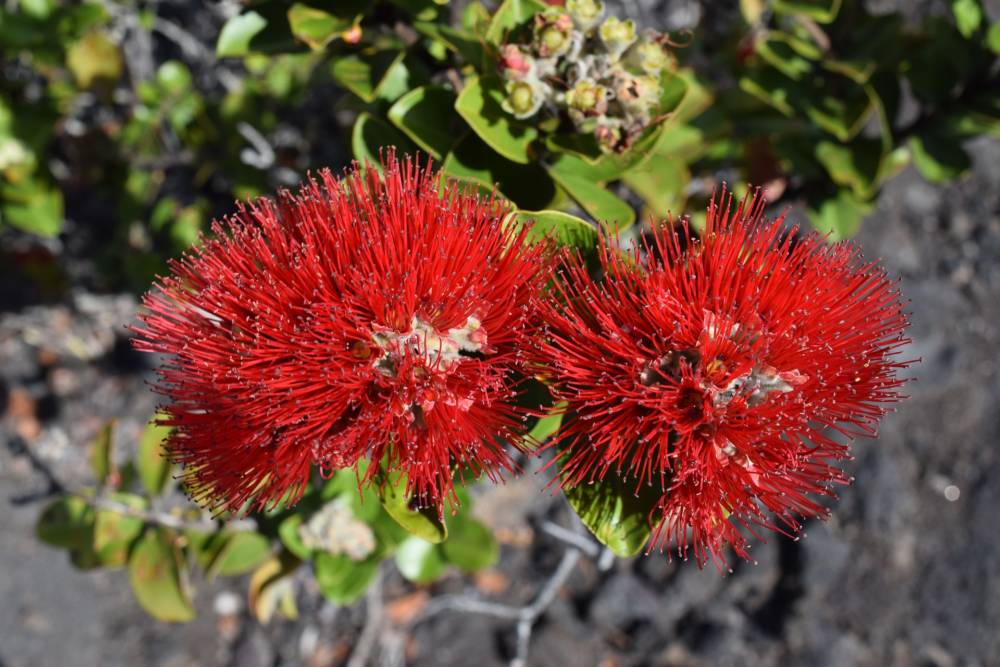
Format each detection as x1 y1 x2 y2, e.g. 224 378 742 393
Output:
128 529 196 622
388 85 460 159
314 552 378 605
377 469 448 544
395 537 447 583
562 470 662 558
441 518 498 572
455 75 538 164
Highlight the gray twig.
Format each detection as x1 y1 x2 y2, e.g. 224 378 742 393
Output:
83 492 258 533
414 546 583 667
348 568 384 667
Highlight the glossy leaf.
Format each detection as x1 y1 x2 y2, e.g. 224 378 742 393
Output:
814 139 884 199
314 552 379 605
0 177 64 236
351 112 417 167
208 531 272 577
485 0 547 45
278 514 312 560
547 159 636 229
395 537 447 583
562 470 662 558
216 11 268 57
387 85 460 159
525 402 566 446
330 50 406 103
442 133 557 210
128 529 196 622
513 210 599 252
622 153 690 219
93 493 146 567
137 416 172 496
909 132 972 183
988 21 1000 54
441 517 498 572
89 420 116 486
455 75 538 164
36 496 95 550
377 469 448 543
287 3 361 51
952 0 983 38
807 188 874 240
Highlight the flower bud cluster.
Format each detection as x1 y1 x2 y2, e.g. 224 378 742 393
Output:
497 1 677 153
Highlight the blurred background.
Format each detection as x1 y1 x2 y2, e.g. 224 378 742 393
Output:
1 0 999 665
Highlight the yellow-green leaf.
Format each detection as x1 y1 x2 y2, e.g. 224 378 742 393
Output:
128 529 196 622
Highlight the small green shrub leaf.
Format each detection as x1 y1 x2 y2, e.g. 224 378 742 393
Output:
128 529 196 622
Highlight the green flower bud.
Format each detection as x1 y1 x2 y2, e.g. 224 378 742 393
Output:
502 80 545 119
566 0 605 32
533 12 575 58
566 79 609 116
599 16 637 61
624 36 675 75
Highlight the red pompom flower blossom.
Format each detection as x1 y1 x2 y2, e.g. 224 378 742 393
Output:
536 191 912 567
132 154 552 515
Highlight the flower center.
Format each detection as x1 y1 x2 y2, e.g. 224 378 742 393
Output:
364 315 488 425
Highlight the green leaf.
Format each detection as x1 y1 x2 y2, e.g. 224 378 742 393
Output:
772 0 841 23
36 496 95 549
562 470 662 558
756 35 814 81
395 537 447 582
740 67 873 142
413 21 487 68
485 0 547 45
814 139 884 199
330 50 407 103
441 133 558 210
526 402 566 446
351 112 417 168
377 469 448 543
0 178 64 236
216 11 268 57
952 0 983 38
988 21 1000 54
441 517 498 572
455 75 538 164
622 153 690 219
128 529 196 622
806 188 873 240
821 14 904 85
93 494 146 568
277 514 312 560
909 132 972 183
137 416 172 496
314 552 378 605
208 531 271 577
287 3 359 51
905 18 977 105
89 420 116 486
547 159 636 229
66 30 122 88
387 85 460 159
513 209 600 260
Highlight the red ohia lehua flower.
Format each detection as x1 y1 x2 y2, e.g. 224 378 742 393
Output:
132 153 552 515
537 190 911 567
